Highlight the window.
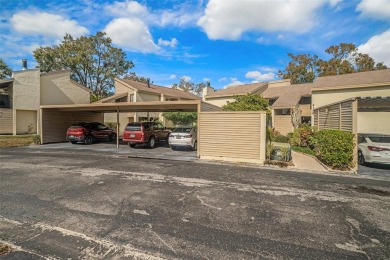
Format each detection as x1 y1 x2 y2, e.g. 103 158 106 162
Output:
130 94 134 102
299 96 311 105
115 97 127 103
268 99 277 106
301 117 311 124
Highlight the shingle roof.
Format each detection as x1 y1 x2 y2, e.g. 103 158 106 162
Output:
262 83 312 108
313 69 390 89
93 92 128 103
206 82 268 97
119 79 200 100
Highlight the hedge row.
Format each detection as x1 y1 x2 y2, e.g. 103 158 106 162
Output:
313 129 354 170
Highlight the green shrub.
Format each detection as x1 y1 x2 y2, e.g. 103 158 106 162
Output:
274 134 289 143
266 127 279 144
289 123 316 147
105 122 118 129
313 129 354 170
32 135 41 145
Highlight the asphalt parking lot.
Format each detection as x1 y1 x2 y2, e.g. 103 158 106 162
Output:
1 144 389 259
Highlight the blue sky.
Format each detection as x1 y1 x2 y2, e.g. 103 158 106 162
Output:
1 0 389 90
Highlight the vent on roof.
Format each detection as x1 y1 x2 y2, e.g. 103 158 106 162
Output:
22 59 27 70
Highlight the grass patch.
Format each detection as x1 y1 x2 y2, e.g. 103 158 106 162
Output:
292 146 316 157
0 135 39 148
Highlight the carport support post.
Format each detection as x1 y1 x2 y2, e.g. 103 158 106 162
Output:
260 113 266 163
197 103 200 158
116 107 119 149
352 99 358 172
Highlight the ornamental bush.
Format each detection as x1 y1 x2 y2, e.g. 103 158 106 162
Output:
313 129 354 170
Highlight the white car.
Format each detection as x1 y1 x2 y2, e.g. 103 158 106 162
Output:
358 134 390 165
168 127 197 151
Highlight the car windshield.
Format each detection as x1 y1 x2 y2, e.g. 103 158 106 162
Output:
126 123 141 131
368 136 390 143
173 128 192 133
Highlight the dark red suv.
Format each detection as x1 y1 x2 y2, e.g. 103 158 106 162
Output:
123 122 171 148
66 122 116 145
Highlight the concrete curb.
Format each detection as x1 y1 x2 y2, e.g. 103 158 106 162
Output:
292 150 356 175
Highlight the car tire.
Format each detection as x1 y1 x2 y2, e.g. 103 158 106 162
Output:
170 145 176 150
70 141 77 144
129 143 136 148
148 136 156 149
109 133 116 142
84 135 93 145
358 150 365 166
192 141 197 151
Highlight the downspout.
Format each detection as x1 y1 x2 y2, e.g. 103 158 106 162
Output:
116 107 119 149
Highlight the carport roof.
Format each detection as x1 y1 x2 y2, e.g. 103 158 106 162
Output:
40 100 203 112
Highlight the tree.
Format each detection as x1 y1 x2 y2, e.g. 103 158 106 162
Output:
172 77 206 97
0 58 12 79
278 53 318 84
34 32 134 98
161 112 197 126
222 93 270 112
172 77 195 92
124 72 149 83
279 43 387 84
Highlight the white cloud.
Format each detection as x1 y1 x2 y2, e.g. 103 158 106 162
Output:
356 0 390 20
10 11 88 39
169 74 177 79
181 75 192 82
197 0 341 40
245 71 275 82
203 78 211 82
105 0 148 18
104 18 159 53
158 38 178 48
105 1 201 28
358 29 390 66
277 34 285 39
218 77 228 82
157 8 202 27
224 80 245 89
329 0 343 7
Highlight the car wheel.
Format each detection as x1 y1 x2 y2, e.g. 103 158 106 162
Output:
70 141 77 144
84 135 94 145
192 141 197 151
129 143 136 148
358 151 365 165
109 133 117 142
148 136 155 148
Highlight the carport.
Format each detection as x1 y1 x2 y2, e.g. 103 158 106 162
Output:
40 101 268 164
313 96 390 169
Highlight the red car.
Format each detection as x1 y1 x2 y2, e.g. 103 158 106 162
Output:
66 122 116 145
123 122 171 148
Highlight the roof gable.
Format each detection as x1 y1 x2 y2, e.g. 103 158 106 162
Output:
206 82 268 98
313 69 390 89
119 79 200 100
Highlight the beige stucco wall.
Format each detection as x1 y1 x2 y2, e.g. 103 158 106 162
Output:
312 85 390 109
204 97 235 107
40 71 90 105
300 104 311 117
115 79 132 94
274 115 294 135
104 112 135 136
12 69 41 110
16 110 37 134
137 92 160 102
357 112 390 134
